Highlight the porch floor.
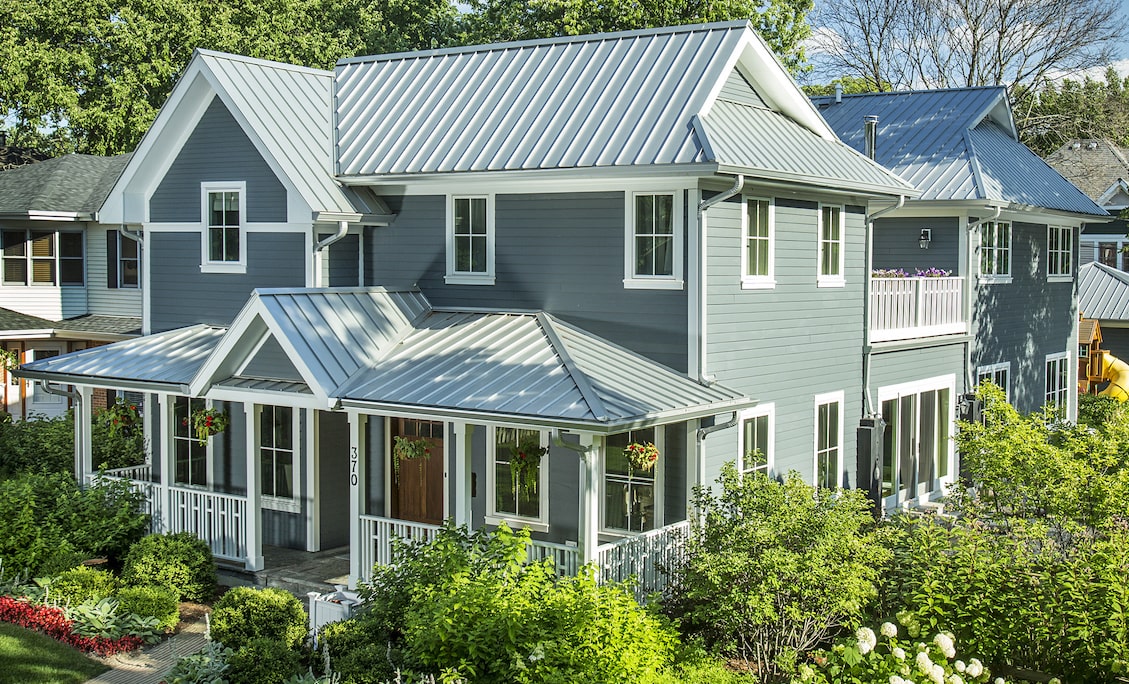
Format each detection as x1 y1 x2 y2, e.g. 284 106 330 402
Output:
218 545 351 598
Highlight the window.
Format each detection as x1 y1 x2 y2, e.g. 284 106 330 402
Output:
118 232 140 288
172 396 208 487
625 192 683 289
1 230 83 286
818 205 844 286
1047 226 1073 279
200 183 245 272
1045 353 1070 414
742 198 774 288
260 405 297 510
487 427 548 530
814 391 843 489
976 362 1011 401
980 221 1011 278
604 427 663 533
446 195 494 284
738 405 774 476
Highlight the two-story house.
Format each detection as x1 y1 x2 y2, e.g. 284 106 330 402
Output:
17 22 944 588
0 153 141 419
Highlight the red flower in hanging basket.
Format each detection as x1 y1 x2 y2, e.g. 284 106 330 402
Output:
190 407 228 446
624 442 659 474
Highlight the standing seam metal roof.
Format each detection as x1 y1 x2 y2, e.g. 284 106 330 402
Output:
1079 262 1129 321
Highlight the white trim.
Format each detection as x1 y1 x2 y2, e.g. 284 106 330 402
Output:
259 404 301 512
445 194 495 285
816 203 845 287
623 191 685 290
976 362 1012 401
876 374 958 508
200 182 248 273
813 390 844 489
305 408 318 551
1044 351 1070 413
737 403 775 476
978 220 1012 281
599 426 665 537
485 426 550 534
145 221 314 233
740 196 776 290
1046 225 1073 282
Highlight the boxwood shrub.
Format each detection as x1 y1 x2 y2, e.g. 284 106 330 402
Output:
121 532 216 602
116 584 180 633
209 587 306 651
227 637 303 684
50 565 120 605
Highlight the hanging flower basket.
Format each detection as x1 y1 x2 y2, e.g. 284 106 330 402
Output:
185 407 228 446
509 434 547 497
101 398 140 440
624 442 659 476
393 436 431 481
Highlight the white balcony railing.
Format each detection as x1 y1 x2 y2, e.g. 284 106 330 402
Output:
595 520 690 599
870 276 966 342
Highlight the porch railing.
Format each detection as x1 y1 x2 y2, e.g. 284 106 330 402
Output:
870 276 965 342
528 539 580 576
594 520 690 599
100 467 162 533
102 463 153 482
357 515 442 583
166 487 248 562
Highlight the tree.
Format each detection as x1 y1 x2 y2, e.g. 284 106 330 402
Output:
1014 67 1129 156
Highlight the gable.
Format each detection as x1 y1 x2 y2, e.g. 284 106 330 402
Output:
240 335 304 382
717 67 767 109
149 98 287 223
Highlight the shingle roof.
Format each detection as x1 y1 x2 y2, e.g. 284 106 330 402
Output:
812 87 1107 216
1044 139 1129 202
1079 318 1101 345
0 309 140 337
0 154 130 215
0 308 54 332
1079 261 1129 321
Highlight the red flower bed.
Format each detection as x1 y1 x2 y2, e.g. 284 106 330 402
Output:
0 596 143 656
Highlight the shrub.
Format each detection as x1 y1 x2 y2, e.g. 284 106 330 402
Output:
121 532 216 602
50 565 120 605
166 642 233 684
0 594 144 656
666 465 891 681
227 637 304 684
117 584 180 633
210 587 307 651
0 412 75 477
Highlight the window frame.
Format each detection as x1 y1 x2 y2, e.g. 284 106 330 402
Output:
1044 352 1070 415
741 197 775 289
737 404 774 477
117 231 141 289
601 426 665 536
1047 225 1073 281
171 396 210 488
259 404 300 513
976 362 1012 402
485 426 550 532
979 221 1012 282
0 229 84 286
200 182 247 274
817 204 845 287
445 194 495 285
813 391 844 489
623 191 684 290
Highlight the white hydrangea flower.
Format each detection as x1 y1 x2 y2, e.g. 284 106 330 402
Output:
949 675 964 684
966 659 983 678
859 639 874 655
930 663 946 684
882 622 899 638
954 660 966 673
934 633 956 659
890 677 905 684
994 679 1006 684
858 627 877 648
893 647 907 660
916 651 934 672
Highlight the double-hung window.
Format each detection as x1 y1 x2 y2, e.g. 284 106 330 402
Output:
487 427 548 530
446 195 494 284
201 183 245 272
261 405 298 510
739 405 774 476
976 362 1011 401
1045 353 1070 415
814 391 843 489
980 221 1011 280
1 230 84 286
625 192 683 289
109 230 141 288
172 396 208 487
1047 226 1073 281
818 205 845 286
604 427 663 533
742 198 774 288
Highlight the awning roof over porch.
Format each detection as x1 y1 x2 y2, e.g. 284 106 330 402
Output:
17 287 754 432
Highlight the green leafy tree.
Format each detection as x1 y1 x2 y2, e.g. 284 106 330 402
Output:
1016 67 1129 156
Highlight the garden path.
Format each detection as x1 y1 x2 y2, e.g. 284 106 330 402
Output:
85 614 207 684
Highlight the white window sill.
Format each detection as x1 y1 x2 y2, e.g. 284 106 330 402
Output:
200 262 247 274
741 277 776 290
1047 275 1073 283
262 495 300 513
623 277 684 290
978 276 1013 285
817 276 846 288
444 273 495 286
485 514 549 534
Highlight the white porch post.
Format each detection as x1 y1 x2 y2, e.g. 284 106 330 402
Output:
158 394 174 533
306 409 319 552
347 411 367 589
578 434 600 565
451 420 470 526
75 385 93 484
244 403 264 571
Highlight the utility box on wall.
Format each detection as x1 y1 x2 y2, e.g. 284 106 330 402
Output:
856 416 886 517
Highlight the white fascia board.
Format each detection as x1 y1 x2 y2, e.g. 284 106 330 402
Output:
337 163 715 193
206 385 324 409
734 31 837 142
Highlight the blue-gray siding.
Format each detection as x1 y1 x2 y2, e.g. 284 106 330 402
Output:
1100 325 1129 363
318 410 351 549
243 336 304 382
869 343 967 393
148 232 306 331
327 234 361 287
149 98 287 223
873 216 960 274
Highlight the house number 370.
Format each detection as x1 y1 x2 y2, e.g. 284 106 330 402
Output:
350 446 358 486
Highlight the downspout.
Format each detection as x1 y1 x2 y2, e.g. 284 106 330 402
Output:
693 411 740 508
119 225 143 245
312 220 350 288
964 206 1003 390
38 381 82 480
697 174 744 384
863 195 906 416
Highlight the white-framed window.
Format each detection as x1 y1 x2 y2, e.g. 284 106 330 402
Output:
624 191 684 289
117 231 140 288
817 204 845 286
976 362 1011 402
172 396 208 487
486 426 549 531
1047 226 1073 280
260 405 299 512
742 197 775 289
1 229 84 286
979 221 1011 280
1045 352 1070 414
200 182 246 273
603 427 664 534
445 195 494 285
814 391 844 489
738 404 774 476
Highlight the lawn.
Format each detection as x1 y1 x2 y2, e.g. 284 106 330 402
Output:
0 622 108 684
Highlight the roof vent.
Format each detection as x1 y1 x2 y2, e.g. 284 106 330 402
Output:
1073 142 1082 149
835 83 842 104
864 115 879 160
1089 141 1099 149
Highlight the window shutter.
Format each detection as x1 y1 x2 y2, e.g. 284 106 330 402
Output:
106 230 118 288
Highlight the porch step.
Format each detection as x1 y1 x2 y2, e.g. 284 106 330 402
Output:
216 546 352 601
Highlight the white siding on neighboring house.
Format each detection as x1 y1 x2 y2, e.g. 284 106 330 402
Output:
2 286 69 320
87 224 143 317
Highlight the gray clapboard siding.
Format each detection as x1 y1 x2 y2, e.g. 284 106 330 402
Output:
869 343 966 392
149 99 287 223
368 192 690 372
148 232 306 331
318 410 351 549
242 336 304 382
326 234 360 287
971 222 1076 414
1100 326 1129 365
873 216 960 273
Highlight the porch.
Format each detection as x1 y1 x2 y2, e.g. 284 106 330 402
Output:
870 276 966 342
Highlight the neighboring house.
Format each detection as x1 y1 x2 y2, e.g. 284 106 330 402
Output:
17 21 953 589
1078 261 1129 366
1045 139 1128 268
0 153 141 419
812 87 1107 508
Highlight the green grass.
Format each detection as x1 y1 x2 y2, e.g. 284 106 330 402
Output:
0 622 109 683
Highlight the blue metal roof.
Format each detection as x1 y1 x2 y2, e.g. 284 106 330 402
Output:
1079 262 1129 321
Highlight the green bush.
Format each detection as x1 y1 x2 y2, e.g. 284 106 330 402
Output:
117 584 180 633
227 637 304 684
121 532 216 602
0 412 75 477
50 565 120 605
166 642 233 684
210 587 307 651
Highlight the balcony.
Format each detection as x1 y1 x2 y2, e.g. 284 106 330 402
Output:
870 276 966 343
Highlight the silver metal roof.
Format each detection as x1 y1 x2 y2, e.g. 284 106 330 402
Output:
15 325 225 390
1079 262 1129 321
812 87 1107 216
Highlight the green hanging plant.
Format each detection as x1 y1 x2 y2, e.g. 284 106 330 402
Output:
393 436 432 481
509 434 547 498
185 407 228 446
623 442 659 478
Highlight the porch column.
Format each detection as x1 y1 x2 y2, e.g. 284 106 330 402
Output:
578 434 600 565
347 411 367 589
75 385 93 484
244 403 264 571
157 394 173 534
451 420 470 526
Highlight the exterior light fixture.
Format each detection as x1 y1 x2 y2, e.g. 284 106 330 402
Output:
919 228 931 249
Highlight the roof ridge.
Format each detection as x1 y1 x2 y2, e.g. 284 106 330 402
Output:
535 312 609 422
195 48 332 78
814 85 1004 101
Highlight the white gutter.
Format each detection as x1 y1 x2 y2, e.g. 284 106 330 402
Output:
312 220 351 288
120 225 143 245
862 195 907 416
964 206 1003 390
697 174 745 384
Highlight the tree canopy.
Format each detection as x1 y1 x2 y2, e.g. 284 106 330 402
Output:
1015 66 1129 157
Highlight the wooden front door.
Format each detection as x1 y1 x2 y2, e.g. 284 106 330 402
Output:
389 418 445 525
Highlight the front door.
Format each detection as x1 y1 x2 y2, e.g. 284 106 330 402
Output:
389 418 445 525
